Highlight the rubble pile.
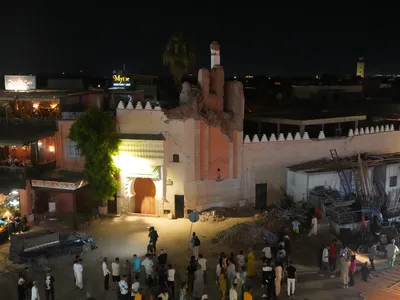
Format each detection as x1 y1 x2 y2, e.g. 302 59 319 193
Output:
212 222 269 244
199 206 256 222
199 210 227 222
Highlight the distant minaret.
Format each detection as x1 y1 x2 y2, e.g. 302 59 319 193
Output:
210 41 220 69
356 57 365 78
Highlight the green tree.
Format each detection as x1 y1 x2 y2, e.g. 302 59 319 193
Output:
163 33 196 89
69 108 121 206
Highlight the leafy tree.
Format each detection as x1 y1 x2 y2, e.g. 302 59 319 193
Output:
163 33 196 89
69 108 121 206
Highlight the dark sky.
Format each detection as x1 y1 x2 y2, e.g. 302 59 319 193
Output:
0 5 396 77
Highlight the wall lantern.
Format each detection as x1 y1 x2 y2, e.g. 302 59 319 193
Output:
166 179 173 186
49 146 55 153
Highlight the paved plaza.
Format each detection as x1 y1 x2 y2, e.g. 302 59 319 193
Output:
0 216 388 299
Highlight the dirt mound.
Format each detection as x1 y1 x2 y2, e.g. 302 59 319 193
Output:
199 206 256 222
212 221 269 245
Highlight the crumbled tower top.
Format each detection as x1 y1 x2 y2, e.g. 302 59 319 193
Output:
210 41 220 51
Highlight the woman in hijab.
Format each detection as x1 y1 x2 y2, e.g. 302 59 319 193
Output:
246 249 255 278
235 272 244 300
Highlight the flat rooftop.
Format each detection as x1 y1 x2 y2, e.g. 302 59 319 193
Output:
288 152 400 173
0 89 103 101
246 114 366 126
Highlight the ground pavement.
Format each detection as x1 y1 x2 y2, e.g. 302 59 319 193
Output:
0 216 390 299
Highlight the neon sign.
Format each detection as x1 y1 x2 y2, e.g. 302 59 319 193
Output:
112 74 131 87
4 75 36 91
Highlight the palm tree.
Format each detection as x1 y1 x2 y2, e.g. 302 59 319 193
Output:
163 33 196 89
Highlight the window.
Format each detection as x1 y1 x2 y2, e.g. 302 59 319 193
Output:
390 176 397 187
67 140 80 158
172 154 179 163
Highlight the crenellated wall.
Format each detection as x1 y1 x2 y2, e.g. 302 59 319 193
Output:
243 124 400 205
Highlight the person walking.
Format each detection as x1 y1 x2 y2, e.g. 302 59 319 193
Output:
243 286 253 300
320 244 330 276
17 272 26 300
229 283 238 300
31 280 40 300
219 270 227 300
131 274 140 298
198 254 207 284
111 257 121 290
179 282 188 300
286 261 296 298
236 250 245 270
102 257 111 291
186 256 197 293
262 243 272 265
308 214 317 237
191 232 201 260
385 239 399 268
141 254 155 287
73 258 83 290
44 270 55 300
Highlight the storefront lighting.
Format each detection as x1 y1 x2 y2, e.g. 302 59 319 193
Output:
50 103 58 109
33 102 40 109
37 140 43 147
22 146 27 151
49 145 55 152
11 190 19 195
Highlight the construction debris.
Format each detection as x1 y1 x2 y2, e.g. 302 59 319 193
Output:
199 206 256 222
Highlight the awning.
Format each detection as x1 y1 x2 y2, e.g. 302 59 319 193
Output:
31 169 88 191
118 133 165 141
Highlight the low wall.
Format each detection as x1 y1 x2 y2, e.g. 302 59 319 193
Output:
243 124 400 205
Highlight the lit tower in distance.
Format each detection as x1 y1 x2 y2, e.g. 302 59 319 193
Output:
356 57 365 78
210 41 220 69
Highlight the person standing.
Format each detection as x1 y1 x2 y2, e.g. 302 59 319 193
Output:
340 255 350 288
132 254 141 278
186 256 197 293
74 258 83 290
247 248 255 278
292 220 300 234
286 261 296 298
179 282 188 300
234 272 244 300
274 262 283 297
369 244 377 271
193 265 205 300
44 270 55 300
385 239 399 268
149 227 159 252
111 257 121 290
141 254 155 287
229 283 238 300
227 259 236 292
167 264 175 298
102 257 111 291
72 254 80 284
320 244 330 276
198 254 207 283
328 240 337 277
191 232 201 260
31 280 40 300
86 291 96 300
134 288 144 300
308 214 317 237
219 270 227 300
243 286 252 300
262 243 272 265
17 272 26 300
348 255 356 287
118 274 129 300
361 262 373 282
236 250 245 270
131 274 140 298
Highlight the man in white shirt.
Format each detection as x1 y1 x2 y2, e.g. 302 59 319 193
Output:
102 257 111 291
167 264 175 297
111 257 121 290
308 215 318 237
386 239 400 268
31 280 39 300
198 254 207 283
262 243 272 264
118 275 129 300
320 244 330 276
131 274 140 298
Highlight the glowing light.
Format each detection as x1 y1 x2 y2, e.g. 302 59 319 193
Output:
37 140 43 147
11 190 19 195
33 102 40 109
113 153 152 174
50 103 58 109
49 145 55 152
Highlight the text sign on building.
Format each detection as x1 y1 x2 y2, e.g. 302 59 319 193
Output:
112 74 131 87
4 75 36 91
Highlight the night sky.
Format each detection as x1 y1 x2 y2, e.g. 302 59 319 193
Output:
0 6 395 77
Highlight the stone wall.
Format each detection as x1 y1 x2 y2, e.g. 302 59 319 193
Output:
243 124 400 205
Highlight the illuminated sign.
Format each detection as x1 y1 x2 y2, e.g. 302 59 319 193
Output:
4 75 36 91
112 74 131 87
